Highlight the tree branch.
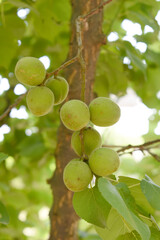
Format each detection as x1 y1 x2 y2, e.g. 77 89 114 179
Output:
116 139 160 153
45 56 78 79
81 0 113 21
0 93 27 121
104 139 160 162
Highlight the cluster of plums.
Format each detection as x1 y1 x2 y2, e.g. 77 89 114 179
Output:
62 98 120 192
15 56 121 192
15 57 69 116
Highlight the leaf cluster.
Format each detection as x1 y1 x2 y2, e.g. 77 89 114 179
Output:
73 175 160 240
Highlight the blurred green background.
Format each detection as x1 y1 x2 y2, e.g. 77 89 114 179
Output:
0 0 160 239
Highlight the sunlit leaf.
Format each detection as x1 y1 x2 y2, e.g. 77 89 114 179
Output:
98 178 151 240
73 186 111 228
95 208 132 240
141 175 160 211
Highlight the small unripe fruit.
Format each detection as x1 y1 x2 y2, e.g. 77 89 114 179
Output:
89 97 120 127
89 147 120 176
63 159 93 192
46 76 69 105
26 86 54 116
15 57 46 86
60 100 90 131
71 127 102 157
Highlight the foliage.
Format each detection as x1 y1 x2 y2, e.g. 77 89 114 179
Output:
0 0 160 239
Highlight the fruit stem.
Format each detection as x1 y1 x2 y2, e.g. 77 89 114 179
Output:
80 128 85 160
45 56 78 81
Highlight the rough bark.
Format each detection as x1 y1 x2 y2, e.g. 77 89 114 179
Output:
49 1 105 239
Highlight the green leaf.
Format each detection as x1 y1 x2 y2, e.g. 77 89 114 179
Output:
0 28 18 68
116 40 147 77
129 10 159 31
32 0 70 42
141 175 160 210
133 67 160 109
17 134 46 158
126 49 146 76
98 178 151 240
5 13 26 38
52 0 71 21
116 182 137 211
82 234 102 240
116 231 141 240
150 227 160 240
95 49 128 97
118 176 154 214
7 0 38 13
0 201 9 225
0 152 8 164
95 208 132 240
73 186 111 228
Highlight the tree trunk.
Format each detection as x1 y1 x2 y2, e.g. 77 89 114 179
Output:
49 1 105 239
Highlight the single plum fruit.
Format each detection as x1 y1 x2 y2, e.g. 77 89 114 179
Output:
26 86 54 116
63 159 93 192
15 57 46 86
71 127 102 157
46 76 69 105
89 147 120 176
60 99 90 131
89 97 120 127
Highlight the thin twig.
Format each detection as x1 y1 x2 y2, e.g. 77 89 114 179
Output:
104 139 160 162
82 0 113 21
117 139 160 153
147 150 160 162
0 93 27 121
45 56 78 80
103 139 160 153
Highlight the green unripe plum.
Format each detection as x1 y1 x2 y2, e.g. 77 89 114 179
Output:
89 147 120 176
71 127 102 157
46 76 69 105
15 57 46 86
26 86 54 116
89 97 120 127
63 159 93 192
60 100 90 131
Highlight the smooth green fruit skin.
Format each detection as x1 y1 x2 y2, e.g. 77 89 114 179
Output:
15 57 46 86
46 76 69 105
26 86 54 116
60 100 90 131
89 147 120 176
63 159 93 192
71 127 102 157
89 97 120 127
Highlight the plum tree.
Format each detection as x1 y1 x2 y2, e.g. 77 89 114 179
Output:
89 147 120 176
15 57 46 86
26 86 54 116
89 97 120 127
71 127 102 157
46 76 69 105
60 99 90 131
63 159 93 192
